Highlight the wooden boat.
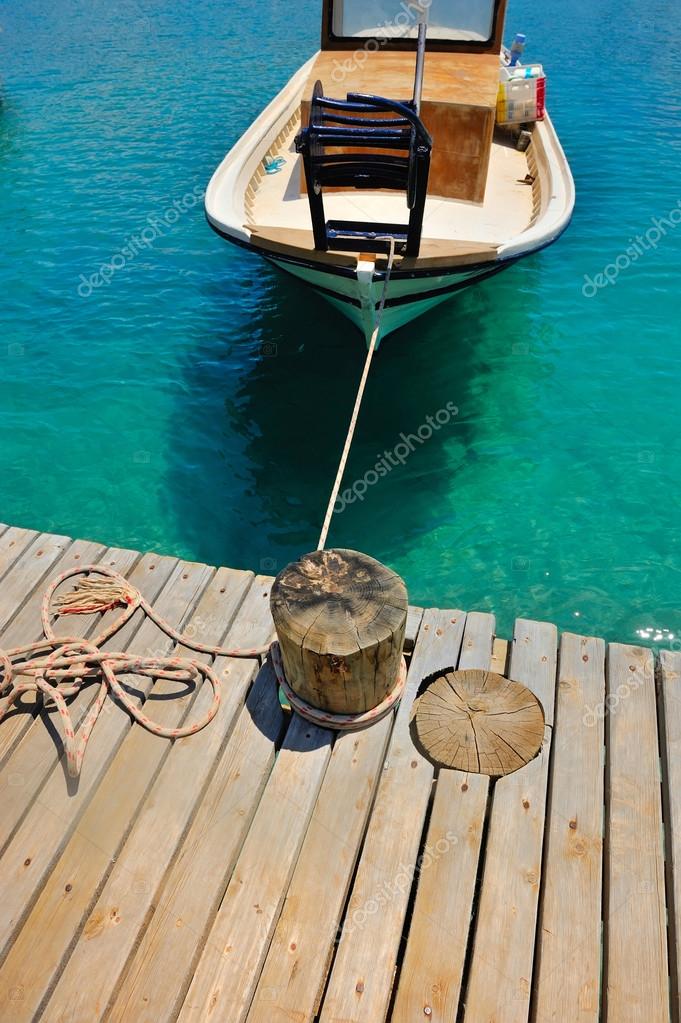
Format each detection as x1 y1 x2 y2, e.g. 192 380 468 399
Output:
206 1 575 347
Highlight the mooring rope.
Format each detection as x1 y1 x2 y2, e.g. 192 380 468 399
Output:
271 642 407 731
0 564 270 779
317 238 397 551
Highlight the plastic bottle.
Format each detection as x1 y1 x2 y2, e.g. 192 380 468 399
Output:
509 33 526 67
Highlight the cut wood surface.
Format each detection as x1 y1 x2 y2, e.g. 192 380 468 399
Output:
271 548 407 714
413 667 545 775
604 644 669 1023
533 633 605 1022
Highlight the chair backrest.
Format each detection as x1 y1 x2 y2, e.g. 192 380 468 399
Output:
294 24 433 257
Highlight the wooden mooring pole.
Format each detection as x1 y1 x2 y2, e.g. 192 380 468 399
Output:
270 549 407 718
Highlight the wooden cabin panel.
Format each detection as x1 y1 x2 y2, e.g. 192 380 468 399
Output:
300 51 499 203
422 100 494 202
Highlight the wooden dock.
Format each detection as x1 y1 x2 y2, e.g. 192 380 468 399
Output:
0 521 678 1022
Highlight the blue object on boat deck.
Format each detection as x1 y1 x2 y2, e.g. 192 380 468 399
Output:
264 157 286 174
509 32 527 66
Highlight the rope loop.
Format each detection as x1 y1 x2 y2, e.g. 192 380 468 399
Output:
0 565 270 779
272 642 406 731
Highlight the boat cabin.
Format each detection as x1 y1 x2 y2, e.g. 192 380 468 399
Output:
301 0 510 207
321 0 508 51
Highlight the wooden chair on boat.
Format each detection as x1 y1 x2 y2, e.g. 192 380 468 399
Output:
294 24 432 258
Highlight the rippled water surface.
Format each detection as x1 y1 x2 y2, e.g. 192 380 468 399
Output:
1 0 680 641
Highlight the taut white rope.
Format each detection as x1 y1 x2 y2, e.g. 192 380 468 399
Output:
317 238 397 551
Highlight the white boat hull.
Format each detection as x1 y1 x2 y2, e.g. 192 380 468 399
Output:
267 255 508 344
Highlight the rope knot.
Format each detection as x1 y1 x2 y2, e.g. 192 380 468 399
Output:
53 576 138 616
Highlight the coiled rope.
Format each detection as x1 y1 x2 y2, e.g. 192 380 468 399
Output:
0 245 400 775
0 564 270 779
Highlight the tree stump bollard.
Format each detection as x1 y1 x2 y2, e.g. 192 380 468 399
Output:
270 549 408 725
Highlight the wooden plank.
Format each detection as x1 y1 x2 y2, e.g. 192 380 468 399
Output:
247 695 395 1021
604 644 669 1023
462 618 558 1022
458 610 495 669
226 572 275 652
0 530 70 635
43 587 259 1022
0 544 142 848
0 550 174 777
0 554 206 962
318 608 467 1023
107 661 284 1023
177 715 334 1023
405 605 424 652
533 633 606 1022
0 564 255 1020
491 636 509 675
391 612 495 1023
0 526 40 587
660 650 681 1023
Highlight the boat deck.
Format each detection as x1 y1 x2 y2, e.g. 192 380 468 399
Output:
0 522 678 1022
246 118 535 254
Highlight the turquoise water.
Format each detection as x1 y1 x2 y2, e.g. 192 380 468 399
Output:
1 0 680 643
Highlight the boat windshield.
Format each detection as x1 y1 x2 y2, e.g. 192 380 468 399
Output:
331 0 497 43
